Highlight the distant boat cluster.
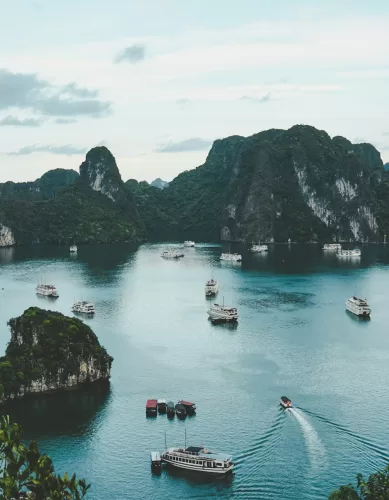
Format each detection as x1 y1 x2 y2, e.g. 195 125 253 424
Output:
322 243 361 259
146 399 196 419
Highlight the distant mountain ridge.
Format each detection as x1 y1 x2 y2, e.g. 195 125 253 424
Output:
150 178 169 190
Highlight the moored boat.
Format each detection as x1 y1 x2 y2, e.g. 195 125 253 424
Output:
175 403 187 419
323 243 342 251
161 446 234 474
250 244 268 253
280 396 293 409
151 451 162 474
346 296 371 317
70 245 77 253
161 250 184 259
184 241 195 247
167 401 175 418
157 399 167 414
178 400 196 415
336 249 361 258
72 301 95 315
36 284 59 298
220 253 242 262
146 399 158 417
208 303 238 323
205 279 218 297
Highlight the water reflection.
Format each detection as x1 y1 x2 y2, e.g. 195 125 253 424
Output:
0 246 15 264
2 381 111 439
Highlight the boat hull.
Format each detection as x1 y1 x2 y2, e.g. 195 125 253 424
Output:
280 402 293 409
345 305 371 317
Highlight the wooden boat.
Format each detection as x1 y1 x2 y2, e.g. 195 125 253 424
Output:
167 401 175 418
175 403 187 419
146 399 158 417
178 400 196 415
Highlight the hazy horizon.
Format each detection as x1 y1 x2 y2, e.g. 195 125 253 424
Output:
1 0 389 183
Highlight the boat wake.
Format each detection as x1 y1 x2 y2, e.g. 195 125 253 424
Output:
289 408 327 475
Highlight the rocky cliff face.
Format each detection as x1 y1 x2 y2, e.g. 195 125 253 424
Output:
0 308 113 403
128 125 385 243
0 224 15 247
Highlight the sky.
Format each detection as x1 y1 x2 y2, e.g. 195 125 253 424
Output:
1 0 389 183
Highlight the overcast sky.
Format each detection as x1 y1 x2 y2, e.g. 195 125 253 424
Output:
1 0 389 183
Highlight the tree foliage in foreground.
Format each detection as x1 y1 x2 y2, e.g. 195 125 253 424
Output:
329 465 389 499
0 416 90 499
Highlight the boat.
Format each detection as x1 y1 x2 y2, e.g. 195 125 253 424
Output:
346 296 371 317
167 401 175 418
323 243 342 251
208 303 238 323
205 279 218 296
250 244 268 253
151 451 162 474
220 253 242 262
161 250 184 259
70 245 77 253
157 399 167 414
146 399 158 417
36 284 59 298
184 241 195 247
280 396 293 409
336 249 361 258
175 403 187 419
178 400 196 415
72 301 95 315
161 446 234 474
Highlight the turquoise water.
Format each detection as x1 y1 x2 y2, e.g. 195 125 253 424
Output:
1 243 389 499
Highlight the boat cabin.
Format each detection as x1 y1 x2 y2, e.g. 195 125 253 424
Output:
280 396 292 409
150 451 162 473
178 400 196 415
146 399 158 417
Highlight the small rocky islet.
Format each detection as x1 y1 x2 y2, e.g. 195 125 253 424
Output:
0 307 113 404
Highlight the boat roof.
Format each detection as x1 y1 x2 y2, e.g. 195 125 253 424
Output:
146 399 158 408
157 399 166 404
167 401 174 407
167 447 232 461
151 451 161 461
175 403 186 410
280 396 291 402
178 400 195 407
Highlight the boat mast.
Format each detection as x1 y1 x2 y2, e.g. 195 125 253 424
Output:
185 428 187 449
164 430 167 450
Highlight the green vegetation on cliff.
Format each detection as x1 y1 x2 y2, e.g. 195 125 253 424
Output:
127 126 384 243
0 307 113 401
329 463 389 499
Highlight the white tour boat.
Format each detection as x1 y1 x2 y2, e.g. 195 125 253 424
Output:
337 249 361 259
70 245 77 253
184 241 195 247
346 296 371 317
161 250 184 259
205 279 219 296
36 284 59 298
323 243 342 251
161 446 234 474
72 301 96 315
250 244 268 253
208 303 238 323
220 253 242 262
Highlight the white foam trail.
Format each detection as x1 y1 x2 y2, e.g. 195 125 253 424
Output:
290 408 327 474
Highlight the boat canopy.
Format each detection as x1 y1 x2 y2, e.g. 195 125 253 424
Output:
178 400 195 407
151 451 161 462
146 399 158 408
280 396 291 403
167 401 174 408
175 403 186 411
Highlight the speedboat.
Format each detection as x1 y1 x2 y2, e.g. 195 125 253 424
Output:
72 301 95 315
208 303 238 323
205 279 218 296
280 396 293 409
220 253 242 262
336 249 361 258
36 284 59 298
346 296 371 317
161 250 184 259
184 241 195 247
250 244 268 253
323 243 341 251
161 446 234 474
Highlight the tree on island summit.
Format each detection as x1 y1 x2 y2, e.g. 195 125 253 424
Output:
0 416 90 499
329 464 389 499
